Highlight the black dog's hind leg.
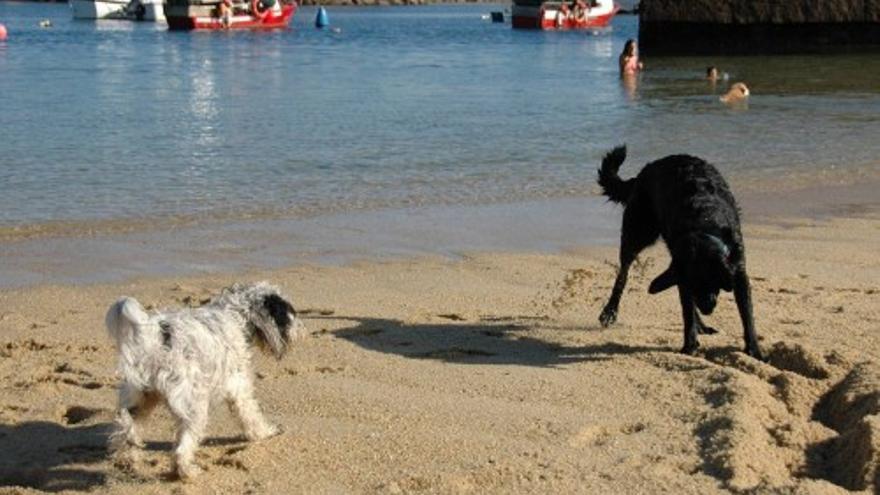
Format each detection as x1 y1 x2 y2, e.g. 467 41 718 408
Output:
695 313 718 335
677 283 700 354
599 204 658 327
733 270 763 360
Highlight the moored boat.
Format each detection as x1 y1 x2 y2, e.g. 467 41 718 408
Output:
164 0 296 30
512 0 618 30
71 0 165 21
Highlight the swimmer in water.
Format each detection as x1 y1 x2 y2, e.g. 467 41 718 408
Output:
706 66 719 82
619 39 643 76
720 82 750 104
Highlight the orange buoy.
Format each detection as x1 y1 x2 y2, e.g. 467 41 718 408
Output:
0 23 8 41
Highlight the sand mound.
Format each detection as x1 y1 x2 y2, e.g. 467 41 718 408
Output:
693 367 831 492
825 414 880 491
690 342 878 493
766 342 830 380
811 362 880 491
816 362 880 431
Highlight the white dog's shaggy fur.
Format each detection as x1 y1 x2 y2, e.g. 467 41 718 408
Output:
105 282 304 479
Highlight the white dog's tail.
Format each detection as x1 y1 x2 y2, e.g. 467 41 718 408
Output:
106 297 150 345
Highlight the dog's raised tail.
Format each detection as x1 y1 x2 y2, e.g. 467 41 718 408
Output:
597 145 635 204
106 297 149 343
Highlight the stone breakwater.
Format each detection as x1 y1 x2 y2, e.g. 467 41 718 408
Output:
639 0 880 54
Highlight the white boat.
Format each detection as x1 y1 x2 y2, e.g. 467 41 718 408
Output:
70 0 165 21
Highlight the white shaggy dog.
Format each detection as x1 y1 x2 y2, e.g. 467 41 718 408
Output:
105 282 304 479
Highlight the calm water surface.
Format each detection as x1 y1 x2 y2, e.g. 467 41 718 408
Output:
0 3 879 285
2 2 879 230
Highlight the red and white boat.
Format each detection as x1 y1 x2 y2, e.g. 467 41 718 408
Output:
512 0 618 30
165 0 296 30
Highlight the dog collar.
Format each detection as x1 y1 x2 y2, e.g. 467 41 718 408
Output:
704 234 731 260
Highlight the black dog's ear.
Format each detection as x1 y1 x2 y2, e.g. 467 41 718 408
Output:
648 265 677 294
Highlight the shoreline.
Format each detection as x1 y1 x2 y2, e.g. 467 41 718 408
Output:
0 173 877 290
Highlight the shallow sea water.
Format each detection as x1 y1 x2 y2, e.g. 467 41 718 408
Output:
0 3 878 285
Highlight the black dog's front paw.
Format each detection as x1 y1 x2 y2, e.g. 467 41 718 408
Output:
744 345 765 362
680 341 700 355
598 307 617 327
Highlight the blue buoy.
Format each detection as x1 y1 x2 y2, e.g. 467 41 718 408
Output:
315 7 329 28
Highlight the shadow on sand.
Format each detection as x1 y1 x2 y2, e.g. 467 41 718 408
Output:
0 414 249 490
324 315 670 367
0 421 111 492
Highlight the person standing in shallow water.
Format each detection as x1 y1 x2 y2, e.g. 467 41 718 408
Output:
706 66 719 83
619 39 643 76
218 0 232 28
619 39 642 100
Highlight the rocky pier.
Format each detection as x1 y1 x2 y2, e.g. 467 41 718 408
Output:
638 0 880 55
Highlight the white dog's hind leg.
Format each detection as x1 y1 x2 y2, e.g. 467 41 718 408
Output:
109 407 138 456
109 384 164 472
170 397 209 480
109 383 150 452
227 373 279 441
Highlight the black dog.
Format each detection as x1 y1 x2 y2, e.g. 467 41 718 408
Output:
596 146 763 359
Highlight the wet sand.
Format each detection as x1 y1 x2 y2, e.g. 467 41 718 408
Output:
1 171 878 289
1 188 879 493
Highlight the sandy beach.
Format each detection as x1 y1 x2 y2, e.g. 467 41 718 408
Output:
1 203 879 494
